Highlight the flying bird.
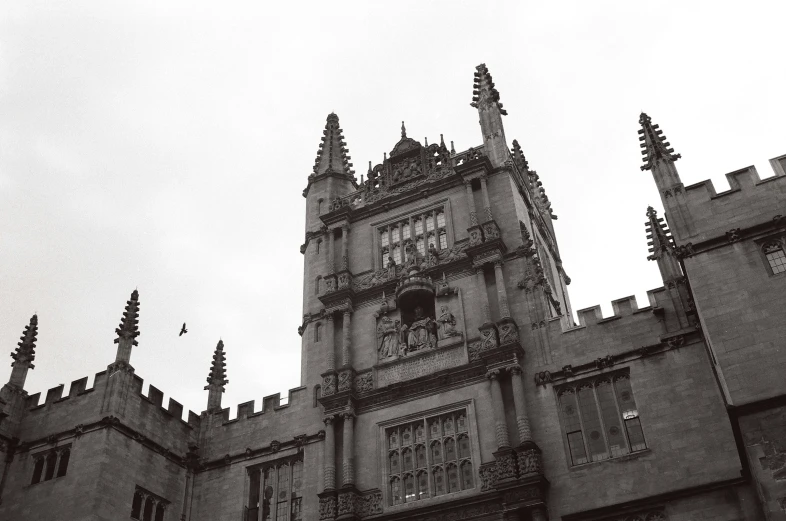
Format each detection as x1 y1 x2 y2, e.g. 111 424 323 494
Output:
179 323 188 336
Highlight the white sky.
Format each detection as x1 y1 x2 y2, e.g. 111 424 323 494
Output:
2 1 784 419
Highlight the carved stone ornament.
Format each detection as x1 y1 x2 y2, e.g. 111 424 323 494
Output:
322 374 337 396
675 243 694 259
270 440 280 453
479 462 498 491
666 335 685 349
495 451 518 481
338 370 353 392
319 496 337 521
497 320 519 346
337 491 354 516
517 448 543 476
324 276 337 293
468 341 483 362
562 365 574 377
353 372 373 394
595 355 614 369
482 220 500 240
479 326 498 350
337 271 352 289
726 228 742 243
534 371 552 386
437 305 461 340
354 490 383 518
468 226 484 247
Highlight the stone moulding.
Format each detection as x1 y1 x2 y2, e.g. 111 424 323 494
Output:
375 341 466 388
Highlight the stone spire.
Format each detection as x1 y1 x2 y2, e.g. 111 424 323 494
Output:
471 63 509 168
8 314 38 389
312 113 355 177
205 340 228 411
114 289 140 365
639 113 681 171
645 206 682 282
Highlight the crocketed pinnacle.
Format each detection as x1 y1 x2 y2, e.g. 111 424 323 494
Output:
645 206 674 260
205 340 228 389
114 290 140 346
511 140 529 172
639 113 681 171
471 63 507 115
11 314 38 369
312 113 355 177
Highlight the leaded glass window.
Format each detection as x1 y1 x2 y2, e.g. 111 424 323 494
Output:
378 207 449 268
557 371 647 467
247 455 303 521
764 241 786 274
386 408 474 506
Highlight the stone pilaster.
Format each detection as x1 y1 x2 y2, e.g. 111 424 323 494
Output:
487 369 510 450
341 309 352 367
341 412 355 487
324 415 336 490
508 365 532 444
494 260 510 318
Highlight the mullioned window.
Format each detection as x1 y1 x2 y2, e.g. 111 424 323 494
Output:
30 445 71 485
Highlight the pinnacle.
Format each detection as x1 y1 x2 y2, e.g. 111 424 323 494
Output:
645 206 674 258
114 289 140 346
205 340 228 388
511 140 529 172
639 113 681 171
11 314 38 368
470 63 507 115
312 113 355 178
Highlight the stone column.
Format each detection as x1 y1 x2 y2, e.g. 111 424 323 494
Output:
342 412 355 486
476 268 492 324
508 365 532 443
324 415 336 490
531 506 548 521
325 314 335 371
326 228 334 273
341 224 350 271
493 260 511 318
487 370 510 449
480 175 493 222
341 310 352 367
465 181 478 226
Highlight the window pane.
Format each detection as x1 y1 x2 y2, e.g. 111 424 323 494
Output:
596 380 628 458
443 416 454 435
430 419 441 438
437 211 445 228
417 471 429 499
625 417 647 452
402 448 413 471
415 422 425 443
458 434 471 459
614 376 638 420
402 427 412 445
444 438 456 461
416 238 425 255
292 462 303 498
578 385 608 461
44 452 57 481
389 431 399 450
766 248 786 274
31 458 44 484
143 498 155 521
131 492 143 519
402 223 411 240
461 461 474 490
391 227 400 244
426 215 435 232
277 465 289 503
404 474 415 502
391 478 402 505
457 414 467 433
154 504 165 521
427 233 436 248
276 501 287 521
433 467 445 496
381 230 389 247
414 219 423 235
415 445 427 468
393 246 401 265
439 231 447 250
567 431 588 465
431 441 442 464
263 469 274 521
447 464 460 493
290 498 302 521
390 451 400 474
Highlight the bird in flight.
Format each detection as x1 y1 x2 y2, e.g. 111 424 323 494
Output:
179 323 188 336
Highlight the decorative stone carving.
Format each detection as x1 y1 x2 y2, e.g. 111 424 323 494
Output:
468 226 484 246
377 315 400 360
354 490 383 518
353 372 373 394
562 364 574 377
337 272 352 289
479 326 498 350
534 371 551 386
322 374 336 396
482 220 500 240
405 306 437 354
337 370 353 392
479 462 497 491
726 228 741 243
337 491 354 517
270 440 280 452
666 335 685 349
437 305 461 339
517 448 543 475
376 343 464 387
319 496 337 521
468 341 483 362
595 355 614 369
497 320 519 345
495 451 518 481
675 243 694 259
324 276 337 293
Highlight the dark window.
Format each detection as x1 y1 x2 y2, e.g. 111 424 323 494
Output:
131 492 144 519
31 457 44 484
764 241 786 274
56 448 70 477
313 385 321 408
44 451 57 481
132 487 168 521
314 322 321 342
558 372 646 467
143 496 155 521
154 503 165 521
248 455 303 521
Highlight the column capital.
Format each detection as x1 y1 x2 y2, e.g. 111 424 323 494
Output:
494 259 505 267
342 308 353 317
341 222 350 232
507 364 523 376
341 411 356 420
323 414 337 426
486 369 502 380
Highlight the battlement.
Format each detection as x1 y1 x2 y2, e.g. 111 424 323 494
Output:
214 385 307 424
676 154 786 242
567 289 665 330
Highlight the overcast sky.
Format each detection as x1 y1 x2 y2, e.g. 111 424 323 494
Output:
2 1 784 418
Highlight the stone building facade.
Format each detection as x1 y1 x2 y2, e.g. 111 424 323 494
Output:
1 64 785 521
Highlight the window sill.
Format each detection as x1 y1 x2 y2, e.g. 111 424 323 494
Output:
384 487 478 514
568 449 651 472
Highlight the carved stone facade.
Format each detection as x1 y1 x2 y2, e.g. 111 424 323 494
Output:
1 64 782 521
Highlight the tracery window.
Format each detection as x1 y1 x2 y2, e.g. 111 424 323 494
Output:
246 455 303 521
379 207 448 268
30 445 71 485
386 408 473 506
763 241 786 274
130 486 169 521
557 372 646 466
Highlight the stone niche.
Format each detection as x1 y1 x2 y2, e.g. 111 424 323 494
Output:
374 259 465 387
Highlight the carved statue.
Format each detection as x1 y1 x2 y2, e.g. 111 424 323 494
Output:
407 306 436 352
428 243 439 266
437 305 460 339
386 256 397 279
405 243 422 271
377 315 399 360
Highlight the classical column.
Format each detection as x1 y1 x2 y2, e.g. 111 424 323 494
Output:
476 268 492 324
341 310 352 367
326 229 334 274
325 314 335 371
508 365 532 443
341 224 350 271
342 412 355 486
465 181 478 226
487 370 510 449
480 175 493 222
493 260 511 318
324 415 336 490
531 506 548 521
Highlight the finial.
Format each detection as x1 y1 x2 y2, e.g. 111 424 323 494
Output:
115 289 140 347
645 206 674 259
312 113 355 178
11 314 38 369
471 63 507 115
639 112 681 171
401 121 407 139
206 340 229 388
368 161 372 174
440 134 445 147
450 141 455 154
424 137 428 146
384 152 387 162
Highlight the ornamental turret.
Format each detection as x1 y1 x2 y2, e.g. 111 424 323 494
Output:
472 63 510 168
113 289 140 365
645 206 682 283
205 340 228 412
8 314 38 390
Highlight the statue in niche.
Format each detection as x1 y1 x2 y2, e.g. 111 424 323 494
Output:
399 323 409 354
428 243 440 266
377 315 399 360
386 256 397 280
407 306 436 352
405 243 423 271
437 305 460 339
